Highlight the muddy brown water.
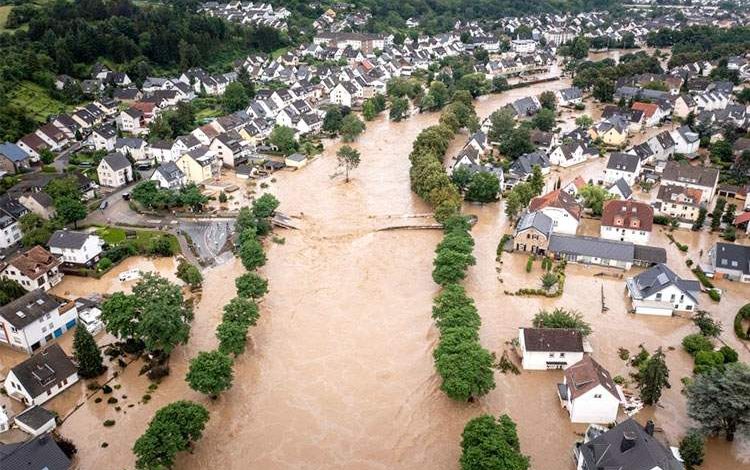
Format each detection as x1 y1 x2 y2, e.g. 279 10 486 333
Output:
26 82 750 469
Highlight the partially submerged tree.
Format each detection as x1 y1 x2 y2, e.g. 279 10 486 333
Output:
336 145 361 182
460 414 530 470
73 326 105 378
185 350 234 398
532 308 591 336
235 272 269 299
133 401 209 469
637 347 670 406
687 362 750 441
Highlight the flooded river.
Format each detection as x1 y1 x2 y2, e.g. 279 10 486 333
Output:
50 80 750 469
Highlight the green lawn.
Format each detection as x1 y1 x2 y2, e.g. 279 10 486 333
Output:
271 46 290 59
9 81 71 123
95 226 181 254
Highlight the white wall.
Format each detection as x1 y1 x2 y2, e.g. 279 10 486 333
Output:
540 207 579 235
4 370 79 406
600 225 650 244
569 385 621 424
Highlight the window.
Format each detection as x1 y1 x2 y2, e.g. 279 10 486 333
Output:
548 353 554 358
593 394 602 398
560 353 566 358
655 293 662 300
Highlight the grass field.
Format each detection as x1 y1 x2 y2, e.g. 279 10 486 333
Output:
95 226 182 254
9 81 71 122
0 5 12 31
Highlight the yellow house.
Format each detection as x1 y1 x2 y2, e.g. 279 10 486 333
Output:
589 119 628 147
237 126 260 146
176 146 217 184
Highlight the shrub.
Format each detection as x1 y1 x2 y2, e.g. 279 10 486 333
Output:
525 256 533 273
681 334 714 356
734 304 750 340
692 267 714 289
708 289 721 302
693 311 721 337
719 345 738 363
97 257 113 271
693 350 725 374
107 397 118 404
679 430 705 470
532 308 592 336
103 420 115 427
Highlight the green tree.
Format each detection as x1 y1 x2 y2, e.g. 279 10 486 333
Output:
539 91 557 111
239 237 266 271
432 247 476 286
710 139 733 163
682 333 714 356
579 184 615 216
679 430 705 470
73 326 105 378
687 362 750 441
336 145 361 182
465 172 499 203
500 128 534 159
216 320 249 356
389 97 409 122
323 107 343 134
528 165 545 196
176 259 202 288
147 236 175 256
532 308 592 336
133 401 209 470
637 347 670 406
460 414 530 470
252 193 280 219
269 125 297 155
39 149 55 165
235 272 269 299
488 108 515 143
339 114 365 142
55 196 87 228
362 100 377 121
435 338 495 401
222 82 249 113
492 75 509 93
451 166 473 191
186 350 234 398
101 273 192 355
575 115 593 128
0 278 26 306
532 108 556 132
593 78 615 102
222 297 260 328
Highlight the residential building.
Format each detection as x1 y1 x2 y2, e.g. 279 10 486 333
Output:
4 343 78 405
548 234 637 270
528 190 582 235
607 178 633 200
600 200 653 244
575 419 682 470
0 211 22 249
555 87 583 106
513 211 553 255
13 405 57 437
0 290 78 354
1 246 63 292
18 192 56 220
518 327 585 370
626 263 700 315
0 142 31 175
655 185 703 223
670 125 700 155
661 161 719 204
604 152 641 185
285 152 308 168
176 147 218 184
0 432 71 470
708 242 750 283
97 152 133 188
557 356 622 424
150 162 186 189
48 230 104 267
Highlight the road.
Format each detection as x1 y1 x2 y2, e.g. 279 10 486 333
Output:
52 142 82 172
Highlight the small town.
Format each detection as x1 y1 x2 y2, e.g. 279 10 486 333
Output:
1 0 750 469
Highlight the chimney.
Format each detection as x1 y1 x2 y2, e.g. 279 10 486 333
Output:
620 431 637 453
645 420 655 436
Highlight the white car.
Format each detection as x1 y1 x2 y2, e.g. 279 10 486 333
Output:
118 269 141 282
78 307 104 335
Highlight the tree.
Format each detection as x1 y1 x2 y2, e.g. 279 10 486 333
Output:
55 196 87 228
579 184 615 216
435 338 495 401
575 115 594 128
101 273 192 355
269 125 297 155
532 308 592 336
465 172 499 203
389 97 409 122
488 108 515 143
451 166 473 191
432 248 476 286
541 272 558 290
336 145 361 182
710 139 733 163
425 80 449 110
216 320 249 356
687 362 750 441
532 108 556 132
176 259 202 288
323 107 343 134
593 78 615 102
693 207 707 230
133 401 209 470
339 114 365 142
539 91 557 111
222 82 249 113
637 347 670 406
500 128 534 159
679 430 705 470
235 272 269 299
460 414 530 470
239 237 266 271
73 326 105 378
693 311 722 337
492 76 509 93
148 236 175 256
0 278 26 306
362 100 378 121
222 297 260 328
39 149 55 165
186 350 233 398
252 193 279 219
528 165 545 196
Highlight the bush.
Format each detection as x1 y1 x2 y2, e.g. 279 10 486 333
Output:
734 304 750 340
708 289 721 302
525 256 533 273
693 311 721 337
692 267 714 289
97 257 113 271
147 236 175 256
103 420 115 427
681 334 714 356
719 345 738 363
693 350 725 374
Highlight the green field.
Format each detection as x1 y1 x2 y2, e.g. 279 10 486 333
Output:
9 81 71 122
0 5 12 31
95 226 182 254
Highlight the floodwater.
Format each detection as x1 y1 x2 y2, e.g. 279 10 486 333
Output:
49 81 750 469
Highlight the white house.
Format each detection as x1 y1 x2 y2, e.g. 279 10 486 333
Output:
150 162 186 190
549 143 587 168
0 290 78 354
661 161 719 205
97 152 133 189
518 327 585 370
600 200 653 245
528 190 582 235
670 125 700 155
557 356 622 424
604 152 641 186
117 107 146 134
48 230 104 267
626 263 701 315
1 246 63 292
330 81 360 107
3 343 79 406
89 125 117 151
0 213 22 250
13 405 57 436
555 87 583 107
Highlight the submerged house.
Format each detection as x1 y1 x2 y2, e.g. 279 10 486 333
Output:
518 327 585 370
557 356 623 424
626 263 700 316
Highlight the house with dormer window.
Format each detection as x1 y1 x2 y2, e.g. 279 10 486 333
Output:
600 200 653 244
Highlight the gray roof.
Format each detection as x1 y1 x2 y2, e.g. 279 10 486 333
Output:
14 405 56 431
0 289 66 330
610 178 633 199
559 86 582 101
0 433 71 470
101 152 131 172
578 418 683 470
521 327 583 352
48 230 91 250
515 211 553 238
607 152 640 173
10 344 77 399
628 263 700 303
712 242 750 275
633 245 667 265
549 234 635 262
154 162 184 183
286 152 306 162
